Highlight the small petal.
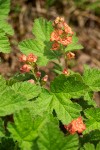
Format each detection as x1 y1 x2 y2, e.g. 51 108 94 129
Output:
67 52 75 59
27 53 38 63
42 75 48 82
28 79 35 84
59 36 72 46
51 42 60 50
19 54 27 62
50 30 63 42
36 71 41 78
20 64 31 73
62 69 69 76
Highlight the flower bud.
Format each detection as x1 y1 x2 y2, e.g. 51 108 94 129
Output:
42 75 48 82
20 64 32 73
19 54 27 62
28 79 35 84
51 42 60 50
67 52 75 59
36 71 41 78
62 69 69 76
54 17 64 25
27 53 37 63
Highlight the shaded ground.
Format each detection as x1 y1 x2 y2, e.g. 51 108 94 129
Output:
0 0 100 103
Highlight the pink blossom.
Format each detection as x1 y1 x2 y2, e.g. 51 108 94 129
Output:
20 64 31 73
59 36 72 46
50 29 63 42
27 53 37 63
67 52 75 59
62 69 69 75
64 117 86 134
19 54 27 62
28 79 35 84
51 42 60 50
42 75 48 82
63 22 73 35
36 71 41 78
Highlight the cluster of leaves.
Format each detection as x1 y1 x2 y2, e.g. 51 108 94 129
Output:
0 0 100 150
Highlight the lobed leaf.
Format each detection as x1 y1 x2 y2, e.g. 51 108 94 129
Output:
0 29 11 53
32 18 53 41
38 117 79 150
11 81 41 100
50 74 88 98
83 108 100 134
0 89 29 116
83 67 100 91
84 92 97 107
8 109 38 150
0 75 7 94
0 0 10 20
51 93 82 124
80 143 95 150
0 119 5 138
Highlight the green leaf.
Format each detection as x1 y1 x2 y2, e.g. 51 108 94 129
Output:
8 109 38 150
51 93 82 124
65 34 83 52
0 138 17 150
0 29 11 53
81 130 100 145
0 0 10 20
0 119 5 138
11 81 41 100
96 142 100 150
50 74 88 98
83 108 100 134
83 67 100 91
0 89 29 116
29 89 52 117
0 20 14 35
84 92 96 107
0 0 13 35
38 117 79 150
32 18 53 41
0 75 7 94
81 143 95 150
31 74 87 124
31 88 82 124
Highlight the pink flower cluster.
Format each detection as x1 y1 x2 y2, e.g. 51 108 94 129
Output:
64 117 86 134
19 53 37 73
50 17 73 50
